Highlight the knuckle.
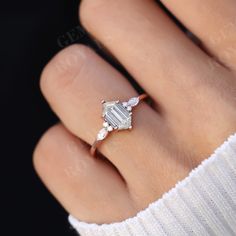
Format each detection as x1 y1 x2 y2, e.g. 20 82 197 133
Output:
79 0 108 27
40 44 91 96
33 125 62 174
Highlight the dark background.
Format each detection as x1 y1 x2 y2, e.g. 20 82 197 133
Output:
1 1 82 235
1 1 135 235
1 1 180 235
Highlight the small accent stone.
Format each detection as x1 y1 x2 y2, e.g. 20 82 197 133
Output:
122 102 128 107
97 128 108 141
103 122 109 127
127 106 132 111
128 97 139 107
107 126 113 132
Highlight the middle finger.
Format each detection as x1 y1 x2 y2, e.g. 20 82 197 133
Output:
80 0 220 113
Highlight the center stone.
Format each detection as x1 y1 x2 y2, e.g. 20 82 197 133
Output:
103 101 132 130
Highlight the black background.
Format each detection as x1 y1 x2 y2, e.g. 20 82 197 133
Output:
1 1 81 235
1 1 136 235
1 1 179 235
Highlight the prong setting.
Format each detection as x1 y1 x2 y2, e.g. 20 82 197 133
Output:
101 96 144 132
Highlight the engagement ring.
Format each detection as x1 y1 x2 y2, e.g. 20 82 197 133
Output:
90 94 148 156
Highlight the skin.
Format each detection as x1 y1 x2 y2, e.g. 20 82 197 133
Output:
33 0 236 224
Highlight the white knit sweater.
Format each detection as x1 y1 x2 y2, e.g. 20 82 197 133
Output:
69 133 236 236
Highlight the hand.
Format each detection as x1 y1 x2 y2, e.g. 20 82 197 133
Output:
34 0 236 224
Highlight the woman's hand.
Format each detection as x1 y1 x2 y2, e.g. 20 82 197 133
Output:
34 0 236 224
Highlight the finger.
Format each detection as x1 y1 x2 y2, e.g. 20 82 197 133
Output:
161 0 236 70
33 124 136 223
79 0 218 114
40 44 190 204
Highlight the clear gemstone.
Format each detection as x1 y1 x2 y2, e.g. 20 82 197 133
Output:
128 97 139 107
102 101 117 117
97 128 108 140
127 106 132 111
103 101 132 130
122 102 128 107
103 122 109 127
107 126 113 132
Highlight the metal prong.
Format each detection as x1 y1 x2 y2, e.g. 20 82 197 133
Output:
129 126 132 130
101 100 106 104
115 100 120 103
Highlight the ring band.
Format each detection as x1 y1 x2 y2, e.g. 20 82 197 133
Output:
90 94 148 156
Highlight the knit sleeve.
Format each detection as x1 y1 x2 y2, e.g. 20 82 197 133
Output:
68 133 236 236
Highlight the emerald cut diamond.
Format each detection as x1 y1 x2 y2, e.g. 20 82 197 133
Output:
91 95 146 155
102 101 132 130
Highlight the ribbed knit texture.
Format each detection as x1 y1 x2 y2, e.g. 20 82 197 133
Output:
69 133 236 236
